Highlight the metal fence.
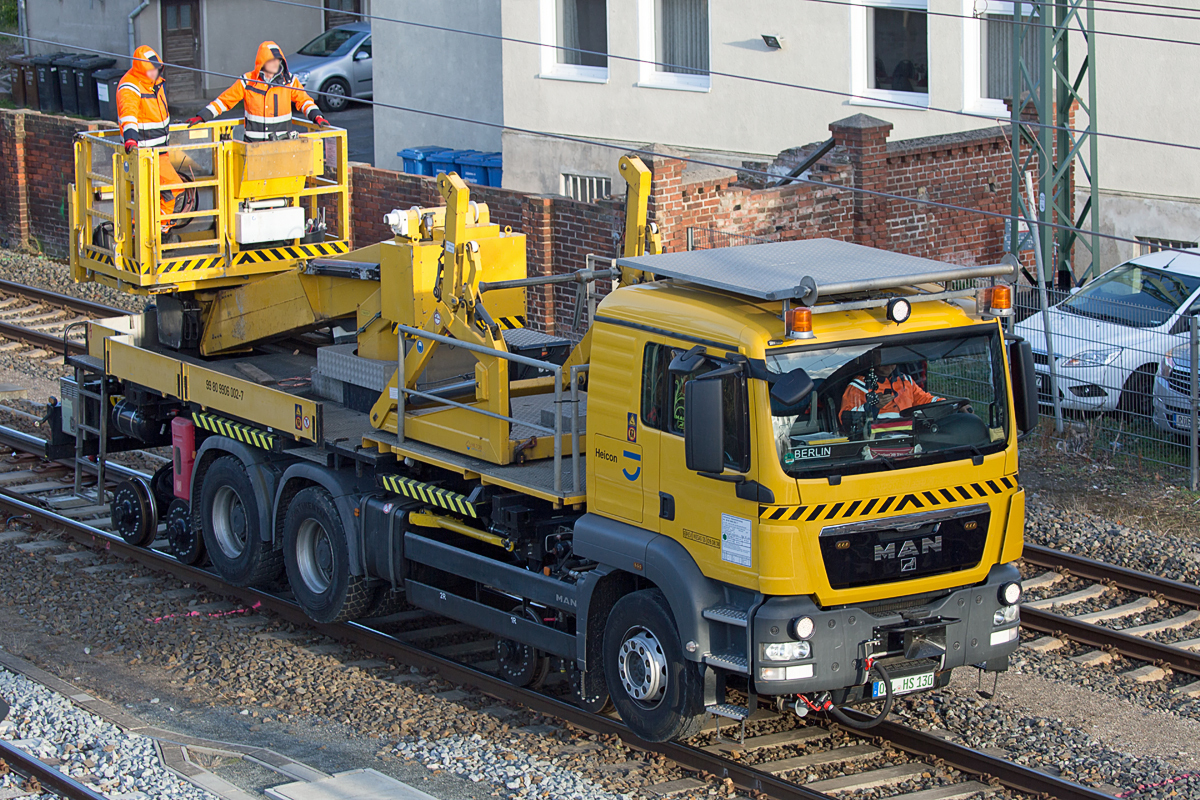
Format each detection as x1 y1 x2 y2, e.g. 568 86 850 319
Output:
686 227 781 251
1011 282 1200 487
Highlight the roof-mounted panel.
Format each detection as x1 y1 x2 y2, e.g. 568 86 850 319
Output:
617 239 1016 305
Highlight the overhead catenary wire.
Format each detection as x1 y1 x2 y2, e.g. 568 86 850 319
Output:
9 31 1196 261
259 0 1200 159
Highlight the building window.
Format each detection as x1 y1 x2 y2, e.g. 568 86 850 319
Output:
540 0 609 82
562 174 612 203
1138 237 1198 256
324 0 361 30
638 0 711 91
851 0 930 107
963 1 1036 115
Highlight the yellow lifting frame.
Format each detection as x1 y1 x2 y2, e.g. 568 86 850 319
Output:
70 119 350 295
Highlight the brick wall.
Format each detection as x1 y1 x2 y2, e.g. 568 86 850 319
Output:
0 107 1040 328
0 110 99 258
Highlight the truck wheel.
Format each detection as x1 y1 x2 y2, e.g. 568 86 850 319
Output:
283 486 374 623
602 589 705 743
199 457 281 586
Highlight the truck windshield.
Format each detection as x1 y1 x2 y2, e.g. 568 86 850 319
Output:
765 327 1008 476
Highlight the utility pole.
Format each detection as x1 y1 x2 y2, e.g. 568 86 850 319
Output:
1009 0 1100 289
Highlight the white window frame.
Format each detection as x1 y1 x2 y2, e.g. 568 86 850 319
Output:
539 0 610 84
850 0 931 109
561 173 613 203
636 0 711 92
963 0 1018 117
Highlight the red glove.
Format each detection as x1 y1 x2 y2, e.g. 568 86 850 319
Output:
314 116 330 128
124 140 136 154
186 116 203 127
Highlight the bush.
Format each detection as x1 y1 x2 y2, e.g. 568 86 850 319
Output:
0 1 17 30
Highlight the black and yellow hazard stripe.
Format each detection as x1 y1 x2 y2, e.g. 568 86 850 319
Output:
192 411 277 451
759 475 1018 523
84 247 128 271
232 240 350 266
160 255 222 273
380 474 478 519
497 316 525 330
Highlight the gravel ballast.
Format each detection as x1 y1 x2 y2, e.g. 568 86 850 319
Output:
0 664 218 800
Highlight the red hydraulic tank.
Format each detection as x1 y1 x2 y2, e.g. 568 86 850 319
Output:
171 416 195 500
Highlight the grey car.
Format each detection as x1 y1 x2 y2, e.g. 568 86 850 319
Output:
287 22 372 113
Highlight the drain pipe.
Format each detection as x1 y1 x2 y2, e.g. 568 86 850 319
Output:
17 0 28 55
128 0 151 58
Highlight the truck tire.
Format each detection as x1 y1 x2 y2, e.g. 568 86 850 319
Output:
199 457 281 587
283 486 374 623
602 589 705 743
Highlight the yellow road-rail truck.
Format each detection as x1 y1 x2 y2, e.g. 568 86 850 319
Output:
56 122 1037 742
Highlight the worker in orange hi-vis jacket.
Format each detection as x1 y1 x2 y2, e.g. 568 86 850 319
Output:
188 41 328 140
839 362 942 425
117 45 181 233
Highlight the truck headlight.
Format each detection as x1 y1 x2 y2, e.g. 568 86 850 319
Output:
993 605 1019 626
760 664 815 681
762 641 811 662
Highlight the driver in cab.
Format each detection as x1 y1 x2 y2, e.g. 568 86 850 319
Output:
839 362 943 427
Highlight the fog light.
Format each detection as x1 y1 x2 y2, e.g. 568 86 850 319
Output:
990 627 1018 646
999 582 1022 606
760 664 814 681
993 605 1019 626
791 616 815 640
763 641 812 662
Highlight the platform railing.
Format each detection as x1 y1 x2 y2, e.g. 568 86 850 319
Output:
72 119 349 289
393 323 583 498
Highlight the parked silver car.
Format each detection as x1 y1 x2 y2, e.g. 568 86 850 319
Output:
287 22 372 113
1153 337 1200 436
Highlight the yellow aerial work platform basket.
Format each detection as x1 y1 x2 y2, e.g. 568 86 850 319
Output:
69 119 351 295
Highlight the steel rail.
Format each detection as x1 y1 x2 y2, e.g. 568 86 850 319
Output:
0 280 127 320
0 318 84 356
0 424 1121 800
0 738 109 800
1024 543 1200 609
1020 606 1200 677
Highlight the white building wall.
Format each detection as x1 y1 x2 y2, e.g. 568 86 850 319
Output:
371 0 504 173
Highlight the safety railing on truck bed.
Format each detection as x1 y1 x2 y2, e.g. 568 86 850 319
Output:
70 119 350 294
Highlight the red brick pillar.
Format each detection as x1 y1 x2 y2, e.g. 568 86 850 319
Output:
830 114 893 248
0 111 31 249
640 150 685 252
522 195 556 334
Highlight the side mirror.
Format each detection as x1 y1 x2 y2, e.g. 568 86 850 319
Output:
1008 339 1038 435
355 50 371 61
770 369 814 407
684 378 725 474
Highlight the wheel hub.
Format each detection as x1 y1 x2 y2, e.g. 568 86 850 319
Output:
296 519 333 594
618 628 668 706
211 485 248 559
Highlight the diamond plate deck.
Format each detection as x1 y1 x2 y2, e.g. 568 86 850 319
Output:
617 238 1014 301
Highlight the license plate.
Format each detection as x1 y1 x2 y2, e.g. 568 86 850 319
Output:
872 671 936 698
1174 414 1192 429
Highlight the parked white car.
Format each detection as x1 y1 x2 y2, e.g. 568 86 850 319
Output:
1014 250 1200 417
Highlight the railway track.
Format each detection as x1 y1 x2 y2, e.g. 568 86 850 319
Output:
1019 544 1200 681
0 737 108 800
0 281 126 357
0 422 1118 800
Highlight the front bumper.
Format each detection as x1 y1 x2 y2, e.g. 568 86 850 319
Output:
749 563 1021 698
1034 368 1116 411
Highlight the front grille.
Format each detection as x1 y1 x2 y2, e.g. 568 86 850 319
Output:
819 507 990 590
1032 351 1049 366
1168 371 1193 397
875 656 942 676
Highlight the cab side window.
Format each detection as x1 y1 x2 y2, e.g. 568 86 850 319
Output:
641 342 751 471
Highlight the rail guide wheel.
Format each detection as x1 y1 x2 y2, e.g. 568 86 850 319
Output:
166 498 205 565
496 606 551 689
110 478 158 547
